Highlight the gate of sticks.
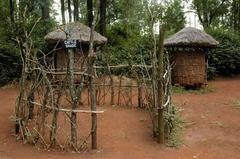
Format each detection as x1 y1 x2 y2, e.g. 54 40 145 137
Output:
15 23 172 151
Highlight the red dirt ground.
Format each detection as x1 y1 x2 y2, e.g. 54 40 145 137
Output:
0 77 240 159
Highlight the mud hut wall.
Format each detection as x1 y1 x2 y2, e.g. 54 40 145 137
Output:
55 49 85 71
171 50 206 85
54 48 87 81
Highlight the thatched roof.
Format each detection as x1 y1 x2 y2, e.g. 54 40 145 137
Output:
44 23 107 45
164 27 218 48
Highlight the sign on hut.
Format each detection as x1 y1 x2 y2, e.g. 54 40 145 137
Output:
44 23 107 81
164 27 218 87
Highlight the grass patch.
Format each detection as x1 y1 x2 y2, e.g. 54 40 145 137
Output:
165 107 184 148
172 85 215 94
166 125 184 148
232 100 240 109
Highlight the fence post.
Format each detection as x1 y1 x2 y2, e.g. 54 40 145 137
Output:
157 25 165 144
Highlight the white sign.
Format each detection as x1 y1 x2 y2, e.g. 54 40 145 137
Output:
64 40 77 48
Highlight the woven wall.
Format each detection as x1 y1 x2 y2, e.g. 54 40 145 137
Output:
54 49 86 81
171 50 206 86
56 49 85 71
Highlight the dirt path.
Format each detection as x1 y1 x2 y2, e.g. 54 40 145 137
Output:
0 77 240 159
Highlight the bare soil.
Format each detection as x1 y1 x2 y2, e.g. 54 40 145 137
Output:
0 77 240 159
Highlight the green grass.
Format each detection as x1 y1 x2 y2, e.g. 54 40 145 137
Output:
166 126 184 148
172 85 215 94
232 100 240 109
165 107 184 148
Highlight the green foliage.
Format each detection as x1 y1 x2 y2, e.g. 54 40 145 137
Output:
0 0 56 86
106 0 151 34
172 85 215 94
0 46 21 86
163 0 186 34
192 0 240 77
97 0 185 76
232 100 240 109
192 0 230 28
207 28 240 76
97 23 152 76
164 106 184 147
207 66 217 80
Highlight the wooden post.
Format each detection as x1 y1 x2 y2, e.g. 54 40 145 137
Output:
96 86 99 105
88 53 97 149
37 85 50 137
15 40 28 135
68 49 78 148
151 39 158 137
88 0 99 149
118 76 122 106
50 88 61 146
138 80 142 108
103 78 106 105
130 79 133 108
157 25 165 144
28 92 35 119
88 87 90 106
110 75 114 106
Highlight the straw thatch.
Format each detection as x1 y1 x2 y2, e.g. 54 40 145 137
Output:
44 22 107 45
164 27 218 48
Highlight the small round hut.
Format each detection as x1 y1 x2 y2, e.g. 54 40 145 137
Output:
44 22 107 81
164 27 218 87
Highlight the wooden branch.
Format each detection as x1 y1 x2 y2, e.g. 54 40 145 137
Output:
157 25 165 144
94 64 152 69
88 0 99 150
163 95 170 108
47 71 94 78
23 99 105 114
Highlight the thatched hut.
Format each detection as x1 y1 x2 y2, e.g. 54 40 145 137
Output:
164 27 218 87
44 23 107 76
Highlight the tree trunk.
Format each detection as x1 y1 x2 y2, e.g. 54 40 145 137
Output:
157 25 165 144
151 21 158 137
99 0 107 36
88 55 97 149
87 0 93 27
68 0 72 22
28 92 34 119
9 0 14 22
42 0 50 21
50 88 61 146
88 0 99 149
68 49 78 149
61 0 66 24
137 80 142 108
73 0 79 21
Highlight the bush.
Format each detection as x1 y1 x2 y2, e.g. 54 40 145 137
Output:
0 46 21 86
207 28 240 77
97 24 152 76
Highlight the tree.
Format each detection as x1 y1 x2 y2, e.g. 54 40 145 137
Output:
73 0 79 21
231 0 240 34
61 0 66 24
9 0 14 22
68 0 72 22
99 0 107 35
163 0 186 34
87 0 93 27
41 0 50 21
192 0 230 29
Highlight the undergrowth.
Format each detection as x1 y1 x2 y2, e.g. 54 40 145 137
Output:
232 100 240 109
164 106 184 147
172 85 215 94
